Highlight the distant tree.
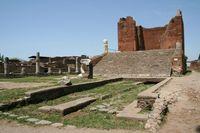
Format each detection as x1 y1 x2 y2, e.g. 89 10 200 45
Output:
198 54 200 60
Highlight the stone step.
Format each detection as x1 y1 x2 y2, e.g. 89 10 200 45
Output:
94 49 175 78
39 97 96 115
116 100 148 121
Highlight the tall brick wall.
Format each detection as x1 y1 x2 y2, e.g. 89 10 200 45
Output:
117 10 186 74
118 16 138 51
142 27 166 50
118 10 184 52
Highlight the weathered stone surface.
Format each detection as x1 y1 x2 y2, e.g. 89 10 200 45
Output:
35 120 52 125
3 112 10 116
66 125 76 129
58 76 72 86
137 78 171 109
94 50 175 78
8 114 18 118
17 115 29 120
51 123 63 127
118 11 184 52
99 94 112 100
26 118 40 123
39 97 96 115
38 106 52 113
117 100 148 121
25 78 122 103
89 107 97 111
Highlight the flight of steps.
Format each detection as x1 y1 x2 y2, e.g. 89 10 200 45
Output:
94 49 175 78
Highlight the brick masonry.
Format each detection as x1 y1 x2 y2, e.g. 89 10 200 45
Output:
118 11 184 52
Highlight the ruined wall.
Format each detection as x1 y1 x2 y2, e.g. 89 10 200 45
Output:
118 16 138 51
118 10 184 52
142 27 166 50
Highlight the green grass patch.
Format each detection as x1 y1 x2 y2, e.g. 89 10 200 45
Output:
2 80 154 130
0 88 28 103
64 112 144 130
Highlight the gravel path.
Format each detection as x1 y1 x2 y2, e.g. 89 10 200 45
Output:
0 120 145 133
159 71 200 133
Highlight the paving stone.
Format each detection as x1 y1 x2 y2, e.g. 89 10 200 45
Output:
38 106 52 113
66 125 76 129
108 109 118 114
102 103 111 107
3 112 10 116
96 105 106 109
35 120 52 125
98 108 109 112
26 118 40 123
116 100 148 121
41 97 96 116
90 107 97 111
99 94 112 100
51 123 63 127
8 114 18 118
17 116 29 120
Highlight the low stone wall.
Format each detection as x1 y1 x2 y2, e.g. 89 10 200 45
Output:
25 78 123 103
0 78 122 111
137 78 171 109
145 92 178 132
0 97 31 111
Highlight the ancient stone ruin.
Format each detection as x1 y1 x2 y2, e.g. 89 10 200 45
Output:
0 53 89 76
190 54 200 71
94 10 186 77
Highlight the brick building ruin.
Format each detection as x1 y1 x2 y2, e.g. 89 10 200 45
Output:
94 10 186 77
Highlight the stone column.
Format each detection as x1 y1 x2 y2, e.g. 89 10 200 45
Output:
35 52 40 75
21 65 26 75
88 63 93 79
75 57 80 73
4 57 9 76
47 57 52 75
68 66 71 74
103 39 109 54
58 68 62 74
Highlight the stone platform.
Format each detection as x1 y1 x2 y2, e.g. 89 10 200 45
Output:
94 49 175 78
116 100 148 121
39 97 96 115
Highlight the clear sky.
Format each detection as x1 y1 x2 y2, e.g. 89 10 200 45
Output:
0 0 199 60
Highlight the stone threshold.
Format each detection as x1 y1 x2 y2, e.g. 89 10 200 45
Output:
38 97 96 115
116 100 148 121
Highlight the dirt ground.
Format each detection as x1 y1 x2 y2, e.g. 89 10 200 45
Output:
0 120 145 133
0 82 51 90
159 71 200 133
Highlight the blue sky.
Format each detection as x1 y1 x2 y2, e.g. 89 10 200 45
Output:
0 0 199 60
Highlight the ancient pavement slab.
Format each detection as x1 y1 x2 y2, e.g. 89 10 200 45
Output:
0 82 51 90
116 100 148 121
39 97 96 115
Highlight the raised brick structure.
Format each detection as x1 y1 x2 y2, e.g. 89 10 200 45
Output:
94 10 186 77
118 10 184 52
